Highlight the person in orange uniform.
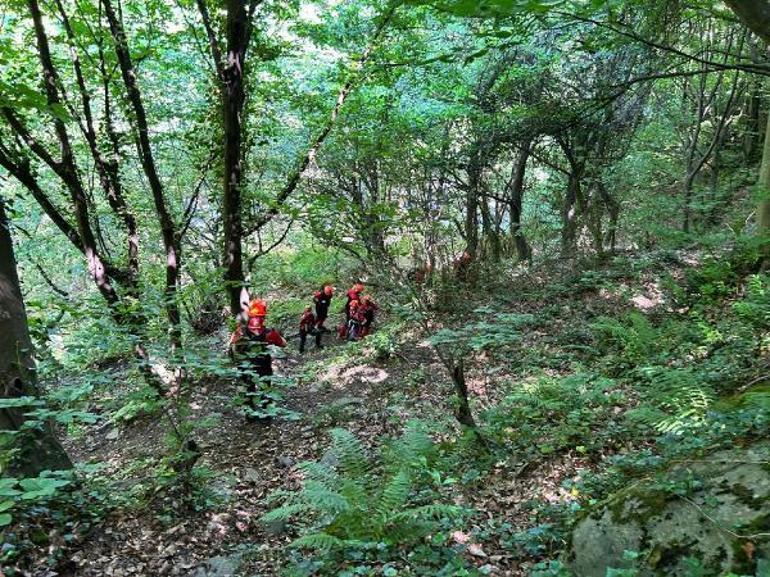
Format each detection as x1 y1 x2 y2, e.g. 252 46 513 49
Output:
360 294 378 337
344 283 365 322
298 307 316 353
230 298 286 420
346 298 366 341
313 285 334 347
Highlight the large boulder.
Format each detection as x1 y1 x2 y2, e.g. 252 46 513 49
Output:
569 443 770 576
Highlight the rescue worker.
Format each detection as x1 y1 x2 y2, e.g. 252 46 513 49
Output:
360 294 378 337
313 284 334 347
230 298 287 420
298 306 316 353
344 283 365 322
347 298 365 341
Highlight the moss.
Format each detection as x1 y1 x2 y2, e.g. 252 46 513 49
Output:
730 482 766 508
606 484 671 525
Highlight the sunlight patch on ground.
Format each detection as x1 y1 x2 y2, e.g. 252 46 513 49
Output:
321 363 390 389
631 280 665 311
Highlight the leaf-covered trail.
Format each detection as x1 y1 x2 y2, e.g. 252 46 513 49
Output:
57 338 444 576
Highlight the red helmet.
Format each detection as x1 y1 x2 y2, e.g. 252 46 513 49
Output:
324 285 334 296
248 298 267 318
350 299 361 311
352 283 364 294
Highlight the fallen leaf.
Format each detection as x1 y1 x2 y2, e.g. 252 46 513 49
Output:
451 530 470 544
468 543 487 558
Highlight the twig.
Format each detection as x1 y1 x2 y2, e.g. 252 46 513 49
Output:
680 495 770 540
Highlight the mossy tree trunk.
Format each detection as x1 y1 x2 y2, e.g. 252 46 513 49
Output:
0 200 72 476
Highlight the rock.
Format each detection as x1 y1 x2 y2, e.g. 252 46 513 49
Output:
568 443 770 576
320 449 339 468
263 518 288 537
106 428 120 440
191 554 242 577
243 467 260 484
277 456 295 468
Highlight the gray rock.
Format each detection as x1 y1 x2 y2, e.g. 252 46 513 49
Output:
243 467 260 484
277 456 295 468
569 443 770 576
263 518 288 537
191 554 242 577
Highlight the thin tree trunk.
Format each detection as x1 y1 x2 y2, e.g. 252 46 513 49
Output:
509 143 531 261
0 199 72 476
451 359 476 429
27 0 121 307
465 154 481 259
222 0 248 315
103 0 183 353
561 171 581 257
758 105 770 251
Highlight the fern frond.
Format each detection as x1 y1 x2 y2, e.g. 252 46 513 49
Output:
303 480 351 514
376 470 412 518
298 460 339 487
261 502 307 523
383 422 434 474
390 503 463 523
329 428 369 478
290 532 346 551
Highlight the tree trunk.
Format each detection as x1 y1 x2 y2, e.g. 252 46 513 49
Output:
480 197 501 261
724 1 770 44
464 169 480 260
758 105 770 247
223 0 248 315
0 200 72 476
450 359 476 429
103 0 183 354
561 171 581 257
509 144 531 261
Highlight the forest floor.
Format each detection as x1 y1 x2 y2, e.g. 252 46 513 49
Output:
60 334 580 577
56 309 600 576
20 247 766 577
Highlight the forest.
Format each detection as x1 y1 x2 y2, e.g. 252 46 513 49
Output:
2 0 770 575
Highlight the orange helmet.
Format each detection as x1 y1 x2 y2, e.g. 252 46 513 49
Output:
248 298 267 318
350 299 360 311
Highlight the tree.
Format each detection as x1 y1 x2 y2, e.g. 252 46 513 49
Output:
724 1 770 251
0 199 71 476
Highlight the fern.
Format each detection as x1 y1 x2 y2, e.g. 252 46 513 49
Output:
302 480 351 514
637 366 715 433
290 532 347 552
592 311 659 365
375 470 412 518
261 502 308 523
298 460 339 487
329 428 369 479
262 424 464 554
